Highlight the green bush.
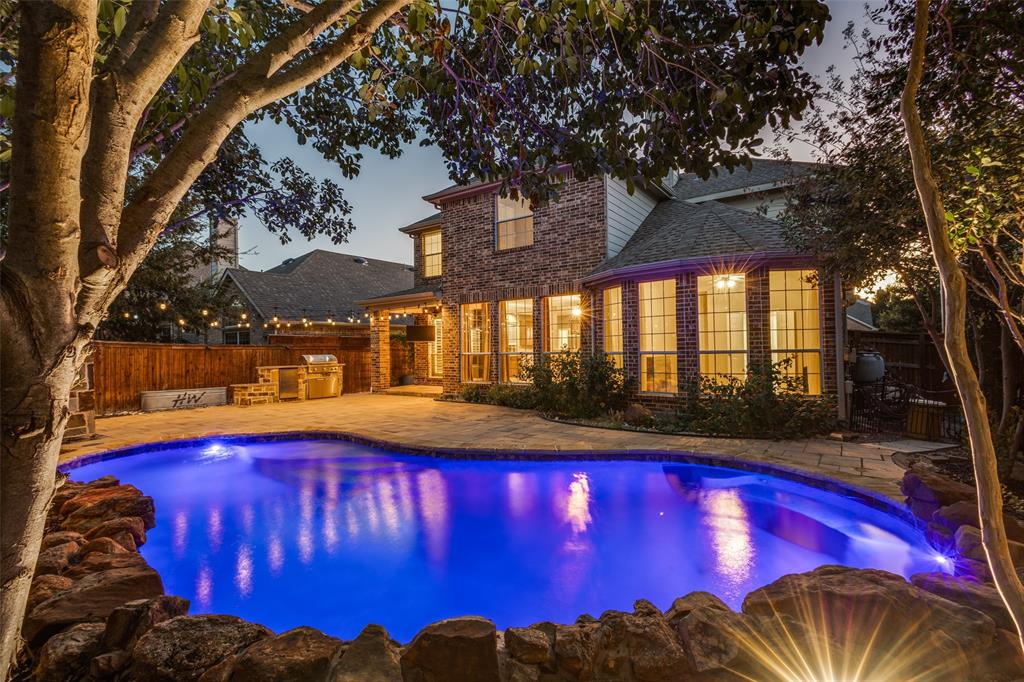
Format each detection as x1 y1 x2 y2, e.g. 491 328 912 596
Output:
520 351 631 419
675 360 836 439
460 383 539 409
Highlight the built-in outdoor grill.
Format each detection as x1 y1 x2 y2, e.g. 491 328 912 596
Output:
300 354 342 399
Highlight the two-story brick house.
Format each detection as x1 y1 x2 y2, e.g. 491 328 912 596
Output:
359 159 845 414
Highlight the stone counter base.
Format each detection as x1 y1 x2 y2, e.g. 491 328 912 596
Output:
19 476 1024 682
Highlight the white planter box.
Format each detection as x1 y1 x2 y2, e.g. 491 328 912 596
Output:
140 387 227 412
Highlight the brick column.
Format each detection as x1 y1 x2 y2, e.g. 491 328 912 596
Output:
580 289 596 355
489 298 500 383
370 310 391 392
622 280 640 398
746 266 772 370
442 302 461 395
677 272 699 384
413 313 430 384
821 270 840 396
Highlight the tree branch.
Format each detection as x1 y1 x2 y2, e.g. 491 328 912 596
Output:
901 0 1024 650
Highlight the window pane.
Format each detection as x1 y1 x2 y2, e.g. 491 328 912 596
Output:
500 299 534 382
769 268 822 395
461 302 491 383
640 353 677 393
603 287 623 370
544 294 582 352
422 229 442 277
496 196 534 251
697 273 748 384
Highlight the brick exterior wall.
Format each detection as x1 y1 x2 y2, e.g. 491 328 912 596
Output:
438 175 607 394
395 175 844 412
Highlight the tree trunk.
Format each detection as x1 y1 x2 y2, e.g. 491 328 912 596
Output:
901 0 1024 650
1001 323 1021 432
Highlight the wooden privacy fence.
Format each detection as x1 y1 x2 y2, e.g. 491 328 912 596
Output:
91 339 372 416
850 331 950 393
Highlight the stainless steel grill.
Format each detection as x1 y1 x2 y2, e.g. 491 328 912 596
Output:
301 354 341 399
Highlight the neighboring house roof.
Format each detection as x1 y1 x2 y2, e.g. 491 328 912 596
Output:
673 158 818 202
221 249 413 320
846 300 878 332
589 199 793 278
398 213 442 235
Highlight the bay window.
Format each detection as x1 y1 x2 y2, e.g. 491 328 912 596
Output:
698 274 748 383
769 269 822 394
461 303 491 382
500 299 534 382
639 279 677 393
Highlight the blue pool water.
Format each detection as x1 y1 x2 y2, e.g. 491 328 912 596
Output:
68 438 945 641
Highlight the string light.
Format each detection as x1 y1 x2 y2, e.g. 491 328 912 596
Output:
158 302 167 311
240 312 248 320
201 309 209 317
122 312 130 319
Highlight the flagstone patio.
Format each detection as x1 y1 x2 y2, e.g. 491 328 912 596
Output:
58 393 942 501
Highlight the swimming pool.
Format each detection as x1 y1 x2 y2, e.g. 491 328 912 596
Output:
66 437 946 641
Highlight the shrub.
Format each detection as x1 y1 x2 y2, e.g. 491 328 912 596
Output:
520 351 632 419
676 360 836 439
622 403 654 428
460 383 539 409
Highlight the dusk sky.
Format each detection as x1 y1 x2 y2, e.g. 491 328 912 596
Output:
238 1 882 272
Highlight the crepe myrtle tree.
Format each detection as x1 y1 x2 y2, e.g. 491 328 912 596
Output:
901 0 1024 649
0 0 829 671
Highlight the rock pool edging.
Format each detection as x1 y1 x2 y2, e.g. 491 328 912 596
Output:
21 462 1024 680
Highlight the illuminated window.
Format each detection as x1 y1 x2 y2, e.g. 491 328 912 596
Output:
500 299 533 382
639 279 677 393
698 274 748 383
429 317 443 378
770 269 822 394
602 286 623 368
422 229 442 278
461 303 490 382
543 294 581 353
496 196 534 250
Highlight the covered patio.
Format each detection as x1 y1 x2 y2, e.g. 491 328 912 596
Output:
357 285 443 393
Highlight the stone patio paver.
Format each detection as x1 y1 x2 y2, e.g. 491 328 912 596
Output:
59 393 941 502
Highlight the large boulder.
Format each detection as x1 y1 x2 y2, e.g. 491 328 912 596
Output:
329 624 400 682
34 541 80 576
40 530 86 551
103 596 191 651
504 627 552 667
551 621 600 679
591 602 691 681
79 536 129 557
955 524 1024 562
60 484 156 533
24 565 164 645
130 615 273 682
64 551 149 579
742 566 997 661
85 515 148 549
911 572 1015 631
401 616 500 682
227 626 342 681
674 603 752 674
25 574 73 616
34 622 105 682
901 468 976 521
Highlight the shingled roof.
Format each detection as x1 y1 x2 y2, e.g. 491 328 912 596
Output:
221 249 413 320
672 158 818 201
589 199 793 276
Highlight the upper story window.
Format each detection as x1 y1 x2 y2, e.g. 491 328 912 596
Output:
422 229 442 278
770 269 822 394
697 273 748 384
496 195 534 250
543 294 581 353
